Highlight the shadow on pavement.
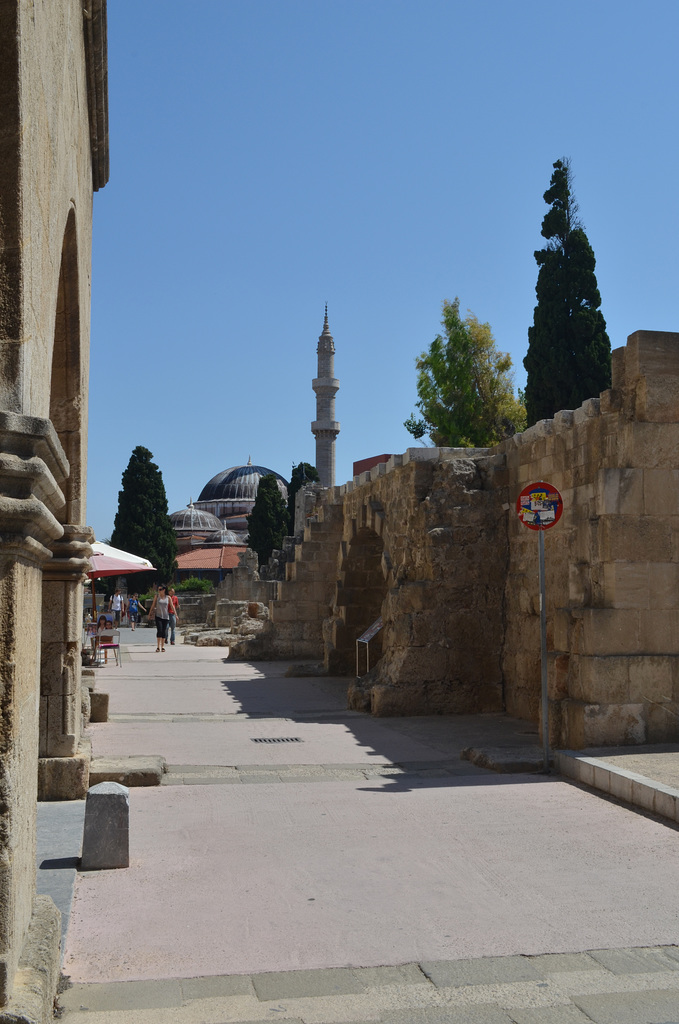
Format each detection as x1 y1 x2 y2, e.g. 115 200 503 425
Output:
217 662 551 793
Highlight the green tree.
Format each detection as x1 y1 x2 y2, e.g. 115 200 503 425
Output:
247 474 289 567
287 462 320 532
404 299 525 448
110 446 178 589
524 158 611 425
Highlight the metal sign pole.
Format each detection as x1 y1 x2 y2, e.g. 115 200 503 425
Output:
538 529 549 773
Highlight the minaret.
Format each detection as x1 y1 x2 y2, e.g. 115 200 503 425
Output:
311 305 340 487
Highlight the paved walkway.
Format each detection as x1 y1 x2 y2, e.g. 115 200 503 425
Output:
46 627 679 1023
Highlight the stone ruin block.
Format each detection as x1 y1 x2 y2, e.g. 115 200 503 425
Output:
80 782 129 870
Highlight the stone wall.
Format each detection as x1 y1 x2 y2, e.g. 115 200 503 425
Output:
267 330 679 749
176 592 217 625
0 0 107 1017
332 452 507 715
500 330 679 748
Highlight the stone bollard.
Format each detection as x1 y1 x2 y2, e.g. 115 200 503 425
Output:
80 781 130 870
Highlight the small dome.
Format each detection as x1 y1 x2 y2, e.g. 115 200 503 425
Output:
170 504 223 533
207 528 244 545
198 460 288 503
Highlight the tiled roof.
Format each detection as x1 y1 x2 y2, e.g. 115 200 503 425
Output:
176 546 247 571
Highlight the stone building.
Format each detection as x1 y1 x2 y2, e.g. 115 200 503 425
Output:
194 459 288 541
0 1 108 1018
169 502 224 552
265 330 679 751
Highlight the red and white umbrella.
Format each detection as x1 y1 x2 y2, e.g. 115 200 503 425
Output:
87 542 156 617
88 542 155 578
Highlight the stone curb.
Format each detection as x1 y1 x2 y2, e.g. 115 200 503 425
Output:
57 945 679 1019
556 751 679 822
89 755 167 788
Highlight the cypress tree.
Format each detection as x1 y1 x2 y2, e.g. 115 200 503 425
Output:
247 474 289 567
110 446 178 589
524 159 611 425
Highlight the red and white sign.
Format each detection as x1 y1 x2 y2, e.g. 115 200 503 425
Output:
516 481 563 531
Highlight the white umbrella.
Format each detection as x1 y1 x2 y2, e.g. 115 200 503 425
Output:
87 542 156 617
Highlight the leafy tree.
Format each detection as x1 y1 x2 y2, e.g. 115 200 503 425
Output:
524 158 611 425
247 474 289 566
404 299 525 448
110 446 178 589
287 462 320 532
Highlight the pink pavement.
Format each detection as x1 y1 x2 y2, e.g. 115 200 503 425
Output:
63 638 679 984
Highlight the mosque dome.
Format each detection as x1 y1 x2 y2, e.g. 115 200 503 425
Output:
206 528 244 546
197 459 288 503
169 503 223 534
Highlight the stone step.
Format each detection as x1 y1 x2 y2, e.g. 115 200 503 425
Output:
89 755 167 788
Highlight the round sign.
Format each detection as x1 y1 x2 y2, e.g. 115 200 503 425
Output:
516 481 563 531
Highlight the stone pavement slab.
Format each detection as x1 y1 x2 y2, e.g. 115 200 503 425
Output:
572 987 679 1023
387 1009 515 1023
252 967 366 1000
587 946 679 975
36 800 85 947
420 956 541 987
507 1008 595 1024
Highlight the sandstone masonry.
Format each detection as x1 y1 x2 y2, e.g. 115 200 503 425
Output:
0 1 108 1018
267 330 679 749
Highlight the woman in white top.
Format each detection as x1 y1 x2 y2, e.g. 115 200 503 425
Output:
148 585 171 652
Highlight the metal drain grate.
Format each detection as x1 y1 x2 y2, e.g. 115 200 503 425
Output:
251 737 303 744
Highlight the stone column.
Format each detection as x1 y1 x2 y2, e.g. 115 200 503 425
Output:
0 413 67 1005
40 525 93 782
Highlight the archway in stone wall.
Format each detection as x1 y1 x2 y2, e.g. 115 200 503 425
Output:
327 526 388 675
49 209 81 516
39 209 91 785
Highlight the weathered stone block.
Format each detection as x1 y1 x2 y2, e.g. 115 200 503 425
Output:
644 700 679 743
652 785 679 820
602 561 649 609
595 468 644 516
572 655 630 703
618 421 679 468
608 769 633 804
639 609 679 653
552 609 571 651
89 755 165 787
81 685 91 723
580 608 640 655
81 782 130 871
0 895 61 1024
89 691 109 722
643 468 679 512
628 655 674 702
564 700 645 748
598 516 672 562
648 562 679 609
38 743 90 801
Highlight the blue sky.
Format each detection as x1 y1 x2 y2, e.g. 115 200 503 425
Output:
87 0 679 541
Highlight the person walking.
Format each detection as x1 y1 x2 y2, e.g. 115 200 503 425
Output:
109 588 125 627
127 593 146 632
148 585 171 652
168 587 180 646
